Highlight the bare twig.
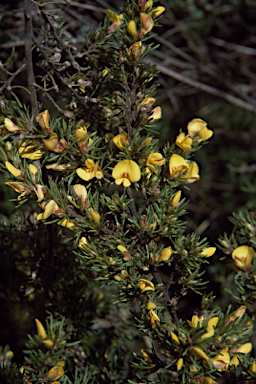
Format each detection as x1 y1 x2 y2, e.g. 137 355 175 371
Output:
209 37 256 56
0 64 26 92
24 0 39 121
143 58 256 114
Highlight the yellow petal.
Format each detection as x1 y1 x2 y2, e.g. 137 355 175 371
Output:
207 317 219 330
43 339 54 348
75 126 87 141
150 106 162 121
176 132 192 151
29 164 38 176
113 134 129 149
187 118 207 138
57 219 75 229
177 357 183 371
44 133 58 151
4 118 22 132
140 13 154 36
169 154 189 177
117 245 127 253
5 161 23 178
230 356 239 367
128 41 143 58
35 318 47 340
105 9 122 25
231 342 252 354
192 347 209 361
152 6 165 17
90 210 101 224
45 361 64 381
36 110 51 133
127 20 137 39
201 247 216 258
147 301 156 310
73 184 87 200
170 331 180 344
44 200 59 219
187 315 199 329
159 246 172 261
172 191 182 208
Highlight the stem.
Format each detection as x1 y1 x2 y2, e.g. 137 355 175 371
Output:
24 0 39 121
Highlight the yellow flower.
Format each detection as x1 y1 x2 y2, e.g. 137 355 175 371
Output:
231 342 252 354
4 118 22 132
141 349 150 360
151 6 165 17
90 210 101 224
35 318 53 348
192 347 209 361
128 41 143 59
73 184 87 208
147 301 156 310
34 184 46 202
197 127 213 142
44 132 59 151
203 378 216 384
200 247 216 258
187 315 199 329
76 159 103 181
78 237 89 250
112 159 141 187
158 246 172 262
36 110 51 134
149 308 160 328
5 182 30 201
172 191 182 208
5 161 24 178
230 356 239 367
176 132 192 151
187 118 208 138
117 245 131 261
207 317 218 331
169 154 189 178
170 331 180 344
57 218 75 229
45 163 72 171
18 141 44 160
106 9 123 33
140 13 154 37
75 126 88 154
226 305 246 325
177 357 183 371
113 134 129 149
250 361 256 372
44 361 64 381
232 245 254 270
146 152 165 173
43 200 60 219
200 328 214 340
142 0 153 11
211 347 229 370
183 161 200 183
150 106 162 121
127 20 137 39
102 68 108 77
137 279 155 293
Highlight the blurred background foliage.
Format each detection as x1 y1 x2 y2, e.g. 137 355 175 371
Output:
0 0 256 370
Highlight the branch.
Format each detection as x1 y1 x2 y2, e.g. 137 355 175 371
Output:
24 0 39 121
143 57 256 114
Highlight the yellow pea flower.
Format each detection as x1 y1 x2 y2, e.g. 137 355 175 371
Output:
187 315 199 329
45 163 72 171
43 200 60 219
57 218 75 229
231 342 252 354
183 161 200 183
172 190 182 208
5 182 30 201
207 317 219 331
44 361 64 381
169 154 189 178
78 237 89 250
76 159 103 181
128 41 143 59
230 356 239 367
170 331 180 344
232 245 254 270
187 118 208 138
192 347 209 361
5 161 24 179
106 9 123 33
34 184 46 202
211 347 229 370
200 247 216 258
73 184 87 208
90 210 101 224
44 132 59 151
225 305 246 325
19 141 44 160
146 152 165 173
149 308 160 328
158 246 172 262
147 301 156 310
150 106 162 121
113 134 129 149
151 6 165 17
4 118 22 132
140 13 154 37
137 279 155 293
75 126 88 154
177 357 183 371
35 318 53 348
176 132 192 151
127 20 137 39
112 159 141 187
36 110 51 134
